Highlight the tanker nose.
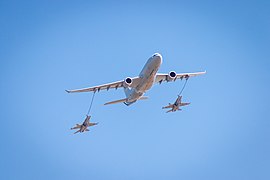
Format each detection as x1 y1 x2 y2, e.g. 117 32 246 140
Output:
152 53 162 65
153 53 162 58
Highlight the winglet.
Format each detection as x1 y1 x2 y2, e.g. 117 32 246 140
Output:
65 90 71 93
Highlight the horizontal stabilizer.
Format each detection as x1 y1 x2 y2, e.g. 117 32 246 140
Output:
139 96 148 100
104 98 128 105
104 96 148 105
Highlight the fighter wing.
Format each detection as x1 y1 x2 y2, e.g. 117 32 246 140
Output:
71 124 81 130
66 77 141 93
162 104 173 109
155 71 206 84
180 102 190 106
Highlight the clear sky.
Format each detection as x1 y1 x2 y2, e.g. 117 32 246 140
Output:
1 0 270 179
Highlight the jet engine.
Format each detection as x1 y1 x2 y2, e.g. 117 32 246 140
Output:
166 71 177 81
123 77 133 87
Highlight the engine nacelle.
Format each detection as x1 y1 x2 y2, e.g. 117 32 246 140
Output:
166 71 177 81
123 77 133 87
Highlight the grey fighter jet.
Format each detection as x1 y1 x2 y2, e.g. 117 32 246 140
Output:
162 95 190 113
71 115 98 134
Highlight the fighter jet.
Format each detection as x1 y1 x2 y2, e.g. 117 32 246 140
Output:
162 95 190 113
71 115 98 134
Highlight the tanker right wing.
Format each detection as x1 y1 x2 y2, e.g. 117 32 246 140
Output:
155 71 206 84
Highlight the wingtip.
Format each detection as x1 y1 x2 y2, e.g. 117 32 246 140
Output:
65 90 70 93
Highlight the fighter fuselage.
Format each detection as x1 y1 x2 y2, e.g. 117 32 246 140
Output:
162 96 190 113
71 116 98 134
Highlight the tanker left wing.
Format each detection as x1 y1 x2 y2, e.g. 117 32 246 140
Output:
66 77 141 93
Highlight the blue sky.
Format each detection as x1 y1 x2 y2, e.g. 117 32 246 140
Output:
1 0 270 179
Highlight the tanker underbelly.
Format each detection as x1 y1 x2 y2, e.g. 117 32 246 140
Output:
128 91 143 102
136 77 155 93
